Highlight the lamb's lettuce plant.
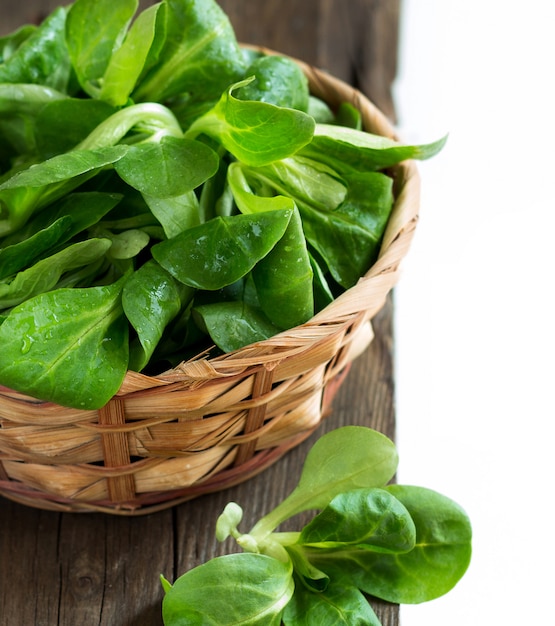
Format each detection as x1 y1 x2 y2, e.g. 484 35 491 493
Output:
161 427 472 625
0 0 445 408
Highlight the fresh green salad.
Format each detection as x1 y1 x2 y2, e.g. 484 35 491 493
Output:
161 426 472 625
0 0 445 409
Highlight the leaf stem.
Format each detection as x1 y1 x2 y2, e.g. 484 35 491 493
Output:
271 532 301 547
248 493 309 541
76 103 183 151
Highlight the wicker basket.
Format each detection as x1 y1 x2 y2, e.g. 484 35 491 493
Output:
0 50 420 515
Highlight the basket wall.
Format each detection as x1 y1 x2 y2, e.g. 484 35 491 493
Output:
0 52 420 514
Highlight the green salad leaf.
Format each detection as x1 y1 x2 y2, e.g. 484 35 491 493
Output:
161 427 472 626
186 78 315 166
300 124 448 174
0 237 112 308
298 488 416 554
355 485 473 603
132 0 247 104
282 580 382 626
66 0 139 99
35 99 117 158
152 209 293 290
114 135 219 198
0 279 128 408
248 427 399 541
0 145 129 236
123 260 187 371
0 7 71 91
193 300 280 353
237 54 310 112
162 554 294 626
99 2 164 107
0 83 68 158
0 215 72 280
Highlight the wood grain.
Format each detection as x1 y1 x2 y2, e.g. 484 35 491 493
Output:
0 1 401 623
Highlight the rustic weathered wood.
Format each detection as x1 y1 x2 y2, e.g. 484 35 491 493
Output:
0 2 401 624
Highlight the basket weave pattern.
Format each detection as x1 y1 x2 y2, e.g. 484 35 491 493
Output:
0 54 420 514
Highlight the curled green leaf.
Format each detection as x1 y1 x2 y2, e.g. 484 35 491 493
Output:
186 79 315 166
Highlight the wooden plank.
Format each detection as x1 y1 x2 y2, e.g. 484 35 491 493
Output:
0 1 401 624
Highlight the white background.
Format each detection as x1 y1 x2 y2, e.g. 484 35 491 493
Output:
393 1 554 624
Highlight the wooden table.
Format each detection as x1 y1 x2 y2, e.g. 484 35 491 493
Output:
0 2 401 624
